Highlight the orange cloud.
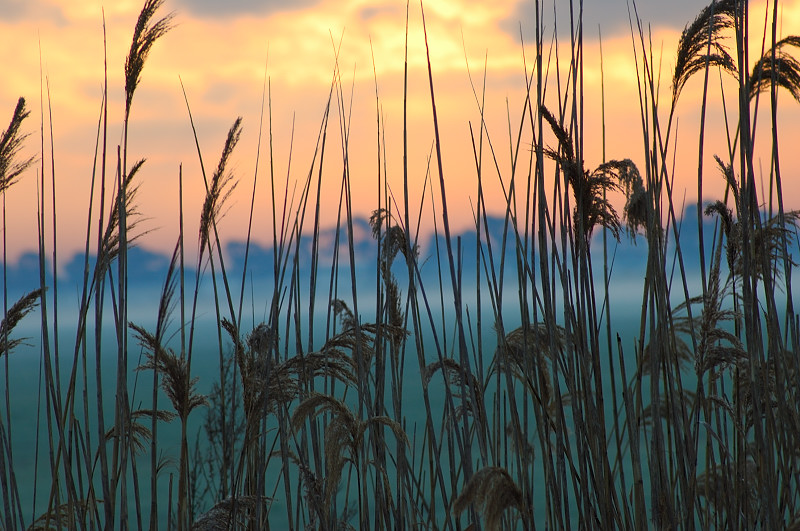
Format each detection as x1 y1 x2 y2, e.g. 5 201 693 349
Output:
1 0 798 266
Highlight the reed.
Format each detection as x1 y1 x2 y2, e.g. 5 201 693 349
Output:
2 0 800 528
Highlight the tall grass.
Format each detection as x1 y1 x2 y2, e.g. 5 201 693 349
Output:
2 0 800 528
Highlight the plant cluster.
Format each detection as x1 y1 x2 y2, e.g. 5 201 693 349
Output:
2 0 800 529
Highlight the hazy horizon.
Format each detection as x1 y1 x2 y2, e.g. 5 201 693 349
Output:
2 0 799 265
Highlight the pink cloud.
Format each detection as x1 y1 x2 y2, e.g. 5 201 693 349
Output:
0 0 798 266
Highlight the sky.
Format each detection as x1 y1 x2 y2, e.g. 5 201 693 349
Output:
1 0 799 266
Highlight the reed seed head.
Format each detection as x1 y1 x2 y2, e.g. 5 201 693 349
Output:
750 36 800 102
0 288 43 357
199 117 242 259
0 97 35 194
452 466 529 531
125 0 174 114
672 0 737 103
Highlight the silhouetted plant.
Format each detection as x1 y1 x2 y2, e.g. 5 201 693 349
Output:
0 289 43 356
0 98 35 194
672 0 737 105
134 328 207 530
124 0 174 116
705 160 800 283
452 466 530 531
488 324 567 416
422 357 486 426
290 393 407 528
541 106 650 242
750 36 800 102
190 495 268 531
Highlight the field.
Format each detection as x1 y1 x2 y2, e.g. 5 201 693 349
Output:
2 0 800 529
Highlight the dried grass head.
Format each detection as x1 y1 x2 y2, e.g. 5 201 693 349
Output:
199 118 241 259
598 159 649 240
191 495 269 530
284 349 358 389
672 0 737 104
222 319 296 420
540 105 574 164
689 269 746 376
696 458 759 523
705 201 800 285
706 157 740 270
705 200 734 240
125 0 174 114
750 36 800 102
329 300 378 370
0 97 36 194
452 466 529 531
369 208 418 264
0 288 43 356
735 357 780 433
747 211 800 283
27 499 96 531
422 358 485 423
133 326 207 419
490 324 567 415
105 408 176 456
247 322 276 356
541 106 626 241
291 394 407 509
332 298 357 330
99 159 148 272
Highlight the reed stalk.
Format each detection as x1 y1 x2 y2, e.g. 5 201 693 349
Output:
3 0 800 528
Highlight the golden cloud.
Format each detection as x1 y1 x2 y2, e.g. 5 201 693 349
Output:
0 0 798 263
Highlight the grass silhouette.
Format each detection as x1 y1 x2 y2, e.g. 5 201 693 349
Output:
2 0 800 528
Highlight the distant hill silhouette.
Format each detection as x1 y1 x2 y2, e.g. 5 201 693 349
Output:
2 206 722 307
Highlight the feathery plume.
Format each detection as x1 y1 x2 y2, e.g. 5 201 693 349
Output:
672 0 737 103
199 118 242 258
125 0 174 114
0 97 35 193
490 324 567 414
99 159 148 273
541 106 624 240
27 499 97 531
599 159 649 240
705 164 800 283
133 326 207 419
0 288 43 356
750 36 800 101
452 466 529 530
291 394 407 509
422 358 485 423
191 496 269 530
105 408 176 456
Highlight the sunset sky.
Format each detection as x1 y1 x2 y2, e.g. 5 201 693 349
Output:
1 0 799 265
